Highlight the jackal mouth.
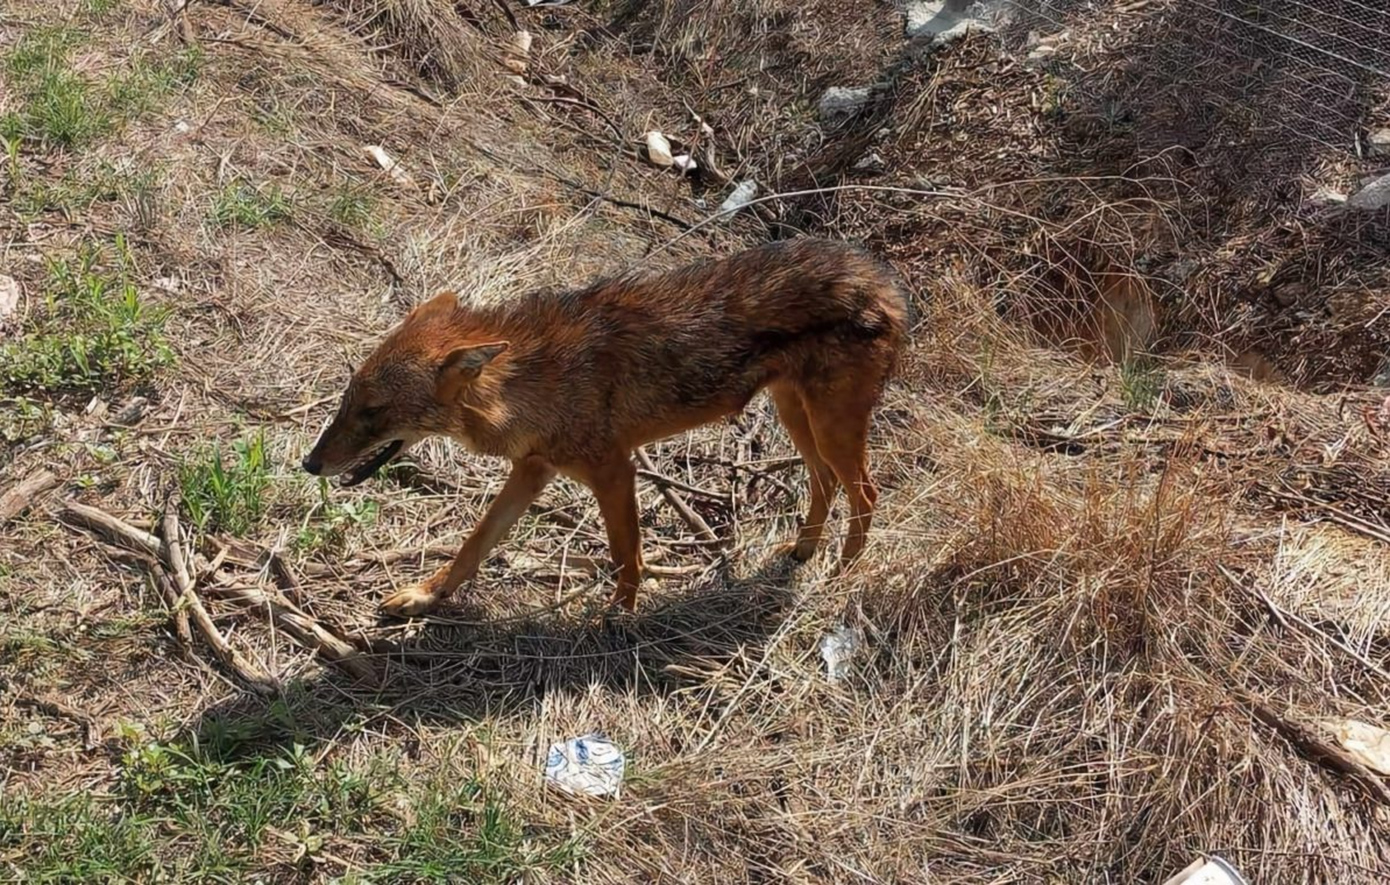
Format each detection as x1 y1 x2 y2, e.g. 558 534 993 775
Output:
339 439 404 487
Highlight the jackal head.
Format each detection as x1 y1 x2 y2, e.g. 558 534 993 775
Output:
301 291 508 486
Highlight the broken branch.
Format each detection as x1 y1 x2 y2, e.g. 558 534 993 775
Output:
160 506 278 694
0 470 60 525
635 448 718 541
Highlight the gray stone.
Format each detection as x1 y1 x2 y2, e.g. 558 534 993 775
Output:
1372 359 1390 388
906 0 1000 46
818 86 872 119
853 151 886 175
1368 128 1390 157
1348 172 1390 211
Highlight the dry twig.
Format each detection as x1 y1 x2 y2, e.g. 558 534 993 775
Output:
636 448 717 541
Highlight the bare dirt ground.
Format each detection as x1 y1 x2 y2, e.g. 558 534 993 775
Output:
2 1 1390 882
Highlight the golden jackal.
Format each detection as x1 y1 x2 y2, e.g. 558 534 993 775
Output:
302 238 909 615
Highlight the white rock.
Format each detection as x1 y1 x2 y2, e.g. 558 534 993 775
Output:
906 1 948 38
0 274 19 328
1348 172 1390 211
908 1 1002 46
1368 127 1390 157
818 86 872 118
643 130 674 167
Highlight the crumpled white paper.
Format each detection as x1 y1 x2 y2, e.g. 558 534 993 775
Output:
819 624 864 683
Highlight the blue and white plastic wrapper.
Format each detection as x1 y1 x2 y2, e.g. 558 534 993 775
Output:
544 734 625 798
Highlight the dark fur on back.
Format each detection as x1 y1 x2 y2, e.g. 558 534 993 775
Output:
464 237 910 457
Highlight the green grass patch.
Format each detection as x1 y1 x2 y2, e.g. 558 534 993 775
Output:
1 26 201 149
293 478 380 554
0 237 173 396
0 396 54 444
0 739 584 882
9 159 161 220
179 431 273 536
208 179 293 229
1120 356 1164 412
326 183 378 230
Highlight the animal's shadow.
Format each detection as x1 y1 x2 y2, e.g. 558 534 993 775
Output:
186 556 802 759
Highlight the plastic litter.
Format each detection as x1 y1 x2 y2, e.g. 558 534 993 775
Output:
819 624 863 683
1160 855 1249 885
717 179 758 218
544 734 625 797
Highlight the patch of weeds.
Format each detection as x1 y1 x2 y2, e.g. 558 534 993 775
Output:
108 47 204 119
372 773 586 883
208 179 293 229
0 397 54 444
179 431 272 536
294 478 379 553
1120 356 1164 412
3 27 108 148
327 183 378 231
11 160 161 220
2 28 200 149
0 627 84 680
82 0 124 15
0 236 173 396
0 791 160 881
2 132 21 190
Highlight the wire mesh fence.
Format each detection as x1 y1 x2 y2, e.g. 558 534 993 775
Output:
999 0 1390 166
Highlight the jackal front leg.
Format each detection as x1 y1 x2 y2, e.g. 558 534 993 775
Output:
380 456 555 617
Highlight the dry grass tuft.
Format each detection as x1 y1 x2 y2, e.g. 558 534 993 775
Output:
2 1 1389 882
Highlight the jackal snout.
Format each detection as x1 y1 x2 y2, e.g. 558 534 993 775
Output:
301 291 511 487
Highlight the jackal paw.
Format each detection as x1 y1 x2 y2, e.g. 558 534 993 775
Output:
379 584 442 618
778 539 818 562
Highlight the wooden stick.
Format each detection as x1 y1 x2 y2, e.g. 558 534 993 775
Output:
0 470 59 525
60 501 164 558
1247 695 1390 807
636 469 729 504
154 570 194 650
160 507 278 694
635 448 717 541
208 581 378 683
62 500 371 685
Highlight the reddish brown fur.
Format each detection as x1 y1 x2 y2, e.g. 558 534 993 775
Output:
304 238 910 615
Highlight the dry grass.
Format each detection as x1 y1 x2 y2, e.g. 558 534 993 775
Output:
2 1 1390 882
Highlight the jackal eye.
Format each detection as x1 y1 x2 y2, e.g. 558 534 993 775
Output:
359 405 385 420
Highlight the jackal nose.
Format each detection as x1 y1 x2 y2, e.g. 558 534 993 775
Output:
302 453 322 475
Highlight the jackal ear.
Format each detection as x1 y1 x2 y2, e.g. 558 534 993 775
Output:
438 341 509 383
412 290 459 321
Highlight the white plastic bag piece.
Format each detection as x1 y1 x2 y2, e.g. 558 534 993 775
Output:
544 734 625 797
717 179 758 217
819 624 863 683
